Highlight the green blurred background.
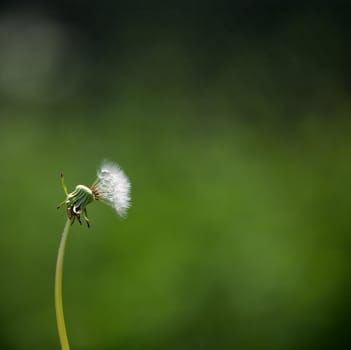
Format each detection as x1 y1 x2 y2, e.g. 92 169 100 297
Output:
1 1 351 349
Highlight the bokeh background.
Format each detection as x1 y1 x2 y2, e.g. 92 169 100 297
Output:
1 1 351 349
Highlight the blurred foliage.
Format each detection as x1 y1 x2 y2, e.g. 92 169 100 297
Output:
0 2 351 350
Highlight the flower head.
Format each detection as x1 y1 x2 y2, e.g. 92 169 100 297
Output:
58 160 131 227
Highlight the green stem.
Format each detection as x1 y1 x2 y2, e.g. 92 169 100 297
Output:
55 218 71 350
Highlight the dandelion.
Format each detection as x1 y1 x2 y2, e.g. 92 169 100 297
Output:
55 160 131 350
57 160 131 227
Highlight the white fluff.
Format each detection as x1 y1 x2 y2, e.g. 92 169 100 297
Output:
95 160 131 217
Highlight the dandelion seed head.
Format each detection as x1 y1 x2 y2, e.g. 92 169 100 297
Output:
58 159 131 226
93 160 131 217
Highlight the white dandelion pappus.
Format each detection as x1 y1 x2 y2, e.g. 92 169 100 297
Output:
93 160 131 217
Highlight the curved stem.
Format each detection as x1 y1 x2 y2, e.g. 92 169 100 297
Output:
55 218 71 350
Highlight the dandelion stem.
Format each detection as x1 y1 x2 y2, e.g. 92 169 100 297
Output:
55 218 71 350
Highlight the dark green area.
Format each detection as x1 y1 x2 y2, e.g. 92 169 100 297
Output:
0 3 351 349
